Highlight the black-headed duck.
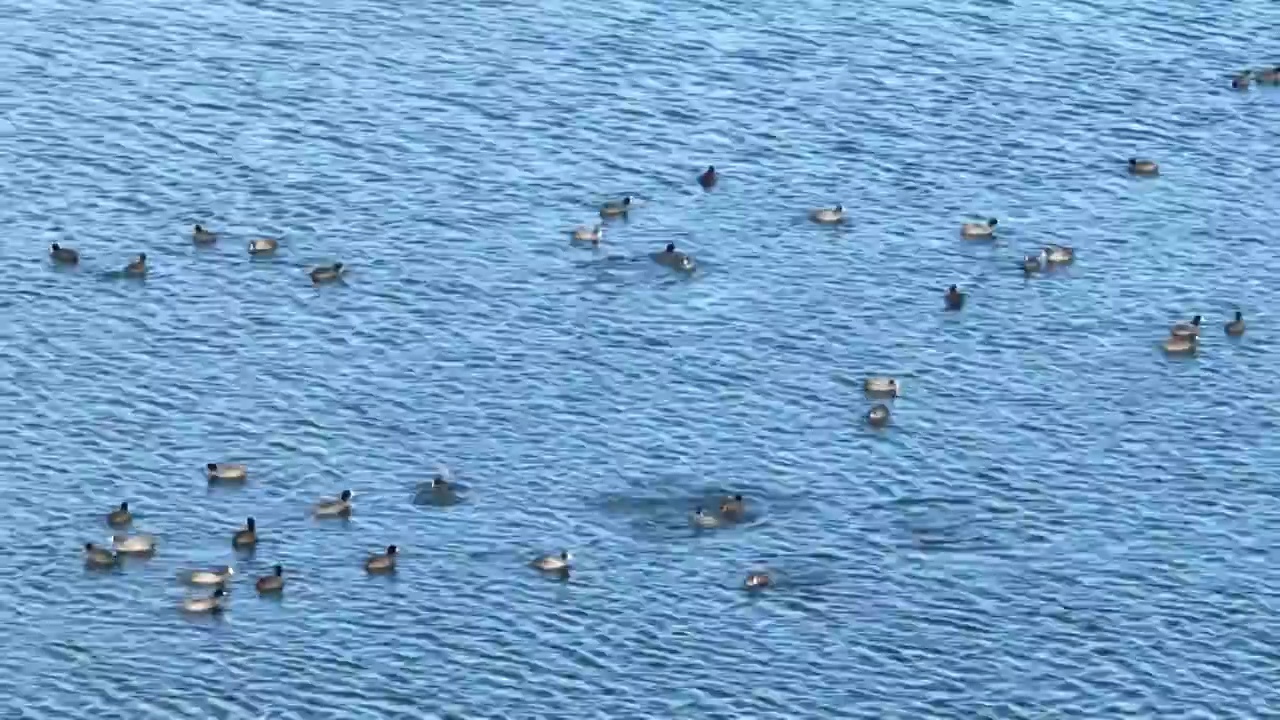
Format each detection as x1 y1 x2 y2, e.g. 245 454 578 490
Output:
571 225 603 245
248 238 278 255
652 242 696 272
192 225 218 244
864 377 899 398
314 489 354 518
182 587 227 614
84 542 119 568
111 534 156 554
188 566 234 586
107 501 132 527
960 218 997 239
944 285 965 311
1170 315 1202 338
207 462 247 481
1225 311 1246 337
232 517 257 549
1128 158 1159 176
809 204 844 224
310 263 344 284
50 243 79 264
123 253 147 277
531 550 571 572
697 165 717 189
867 403 891 428
744 571 772 590
600 196 632 218
365 545 398 574
256 565 285 594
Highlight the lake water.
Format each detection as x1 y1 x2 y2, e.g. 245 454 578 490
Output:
2 0 1280 717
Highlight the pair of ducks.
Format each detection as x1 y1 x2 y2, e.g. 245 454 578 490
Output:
692 494 747 528
49 244 147 275
195 224 282 256
864 377 899 428
1232 66 1280 89
1162 312 1246 354
1022 244 1075 274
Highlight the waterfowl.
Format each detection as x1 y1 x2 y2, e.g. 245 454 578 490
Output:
652 242 696 272
232 518 257 549
1022 254 1042 275
1043 244 1074 265
256 565 285 594
571 225 603 245
111 534 156 554
719 494 745 520
192 225 218 244
960 218 998 239
944 285 965 310
600 196 632 218
314 489 354 518
697 165 717 189
1128 158 1159 176
106 501 132 527
744 572 772 590
809 205 844 224
365 545 398 574
248 238 278 255
1232 71 1252 89
83 543 119 568
867 403 891 428
1225 311 1246 337
429 474 459 498
310 263 344 284
692 507 719 528
1162 336 1198 355
864 377 899 397
1257 66 1280 85
206 462 247 481
123 253 147 276
188 566 235 586
531 550 571 572
1170 315 1202 338
49 243 79 264
182 587 227 614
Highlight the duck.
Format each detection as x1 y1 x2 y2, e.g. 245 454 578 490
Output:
1128 158 1159 176
83 542 119 568
944 285 965 310
531 550 571 572
1022 254 1043 275
1043 244 1074 265
192 225 218 244
232 518 257 549
1162 336 1198 355
809 205 844 224
123 253 147 277
49 243 79 264
960 218 998 239
719 494 745 520
256 565 285 594
744 572 772 590
106 501 132 527
571 225 603 245
182 587 227 614
365 545 398 574
248 238 278 255
697 165 717 189
1256 66 1280 85
310 263 344 284
599 196 632 218
206 462 247 481
867 403 891 428
188 566 235 586
1170 315 1202 338
652 242 696 272
314 489 354 518
1225 311 1246 337
692 507 720 528
428 474 460 501
863 377 899 397
111 534 157 554
1232 71 1252 89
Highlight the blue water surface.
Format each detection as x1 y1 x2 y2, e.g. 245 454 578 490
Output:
2 0 1280 717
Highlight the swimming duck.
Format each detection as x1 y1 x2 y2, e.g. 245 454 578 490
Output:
248 238 278 255
310 263 344 284
1043 244 1074 265
944 285 965 310
867 403 891 428
428 474 460 500
111 534 156 554
192 225 218 244
809 205 844 224
744 572 772 590
106 501 132 527
1170 315 1202 338
232 518 257 549
692 507 719 528
84 542 119 568
1128 158 1159 176
1022 254 1043 275
314 489 354 518
600 196 632 218
864 377 899 397
1257 66 1280 85
571 225 603 245
188 566 235 586
182 587 227 614
719 494 745 520
697 165 717 189
123 253 147 276
1225 311 1246 337
365 545 398 574
206 462 247 481
1162 336 1198 355
531 550 572 572
256 565 285 594
49 243 79 264
960 218 998 239
1232 71 1252 89
652 242 696 272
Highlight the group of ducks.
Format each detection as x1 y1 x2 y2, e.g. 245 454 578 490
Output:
1160 312 1247 355
81 467 582 614
1231 65 1280 89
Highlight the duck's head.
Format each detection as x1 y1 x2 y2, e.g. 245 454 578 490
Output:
244 517 256 531
386 545 398 555
948 284 958 293
194 224 204 233
51 243 61 251
665 242 676 253
206 463 218 471
1192 315 1202 325
1235 311 1243 320
623 196 632 206
84 542 96 551
272 564 283 576
560 550 571 561
340 489 353 501
212 587 226 598
333 262 344 271
834 204 844 212
137 253 147 262
1128 158 1138 166
987 218 998 227
706 165 715 173
118 501 129 511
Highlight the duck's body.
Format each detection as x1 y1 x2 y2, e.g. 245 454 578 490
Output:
719 494 745 521
314 490 354 518
111 534 157 554
188 566 235 586
864 377 899 398
192 225 218 244
206 463 247 482
867 403 891 427
365 545 398 574
124 253 147 277
745 572 772 590
248 238 279 255
1162 336 1198 355
571 225 603 245
692 507 719 528
809 205 844 224
1043 244 1074 265
652 242 696 272
428 476 459 502
256 565 285 594
84 543 119 568
697 166 717 189
107 501 132 527
1225 311 1246 337
944 285 965 311
49 243 79 264
1170 315 1202 339
182 588 227 614
1128 158 1159 176
531 551 571 572
232 518 257 549
310 263 344 284
600 196 633 218
960 218 998 239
